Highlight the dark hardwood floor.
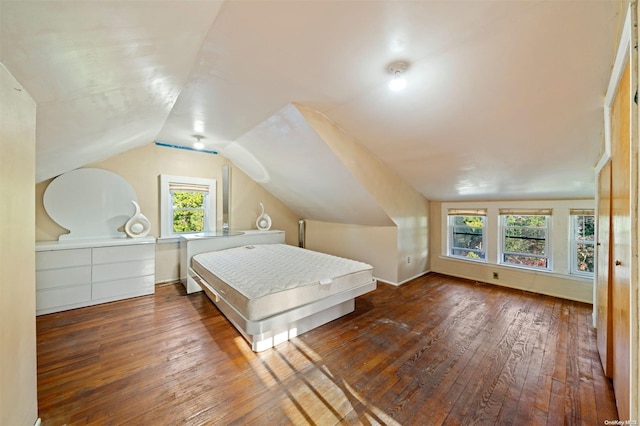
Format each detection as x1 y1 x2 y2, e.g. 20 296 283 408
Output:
36 273 618 425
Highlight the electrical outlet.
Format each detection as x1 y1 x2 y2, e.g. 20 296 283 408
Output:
407 256 411 264
493 272 499 279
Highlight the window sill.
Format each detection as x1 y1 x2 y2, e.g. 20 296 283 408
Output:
448 255 487 264
498 262 552 274
156 236 181 244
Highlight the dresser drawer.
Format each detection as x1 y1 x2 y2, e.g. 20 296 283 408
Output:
93 244 154 264
92 259 155 283
36 266 91 290
36 248 91 270
92 275 154 301
36 285 92 310
35 239 156 315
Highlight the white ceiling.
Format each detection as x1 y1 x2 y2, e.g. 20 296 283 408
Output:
1 0 625 202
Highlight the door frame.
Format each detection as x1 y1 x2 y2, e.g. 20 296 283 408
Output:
595 3 638 421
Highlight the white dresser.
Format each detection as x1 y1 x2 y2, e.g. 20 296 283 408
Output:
36 237 156 315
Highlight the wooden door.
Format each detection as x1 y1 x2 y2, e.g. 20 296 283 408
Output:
610 58 632 421
596 161 613 377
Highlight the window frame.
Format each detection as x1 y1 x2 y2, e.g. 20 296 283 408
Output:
159 175 216 239
499 210 552 271
447 209 487 262
569 212 595 277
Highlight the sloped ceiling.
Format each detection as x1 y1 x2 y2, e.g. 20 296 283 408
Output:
1 0 625 202
1 1 225 181
226 103 394 226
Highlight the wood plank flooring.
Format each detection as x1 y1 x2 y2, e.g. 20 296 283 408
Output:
36 273 619 425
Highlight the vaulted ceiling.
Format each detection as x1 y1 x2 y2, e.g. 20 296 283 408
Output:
1 0 625 201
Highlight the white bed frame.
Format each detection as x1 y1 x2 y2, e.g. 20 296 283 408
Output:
180 230 376 352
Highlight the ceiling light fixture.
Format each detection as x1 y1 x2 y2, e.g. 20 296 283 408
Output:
193 134 205 150
388 61 409 92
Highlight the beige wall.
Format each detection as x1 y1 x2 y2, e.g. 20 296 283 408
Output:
304 220 398 283
430 199 595 303
296 104 430 284
1 66 39 425
36 143 300 283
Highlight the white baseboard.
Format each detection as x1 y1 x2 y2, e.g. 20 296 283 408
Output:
34 418 42 426
396 270 430 286
375 270 431 287
155 278 180 286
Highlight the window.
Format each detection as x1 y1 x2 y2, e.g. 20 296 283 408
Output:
160 175 216 239
448 209 486 261
570 210 595 276
500 209 552 270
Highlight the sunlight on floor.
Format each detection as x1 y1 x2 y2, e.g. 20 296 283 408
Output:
244 338 403 424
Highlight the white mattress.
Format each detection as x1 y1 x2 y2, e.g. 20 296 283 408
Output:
191 244 374 321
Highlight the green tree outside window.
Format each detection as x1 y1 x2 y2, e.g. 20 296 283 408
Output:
573 215 595 274
450 215 485 260
502 215 549 268
172 191 205 233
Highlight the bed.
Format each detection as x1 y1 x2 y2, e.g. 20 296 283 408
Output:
187 241 376 352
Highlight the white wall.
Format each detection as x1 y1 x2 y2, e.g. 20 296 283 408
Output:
430 199 595 303
0 65 39 425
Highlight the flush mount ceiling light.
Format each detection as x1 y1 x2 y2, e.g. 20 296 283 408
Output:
388 61 409 91
192 134 205 150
